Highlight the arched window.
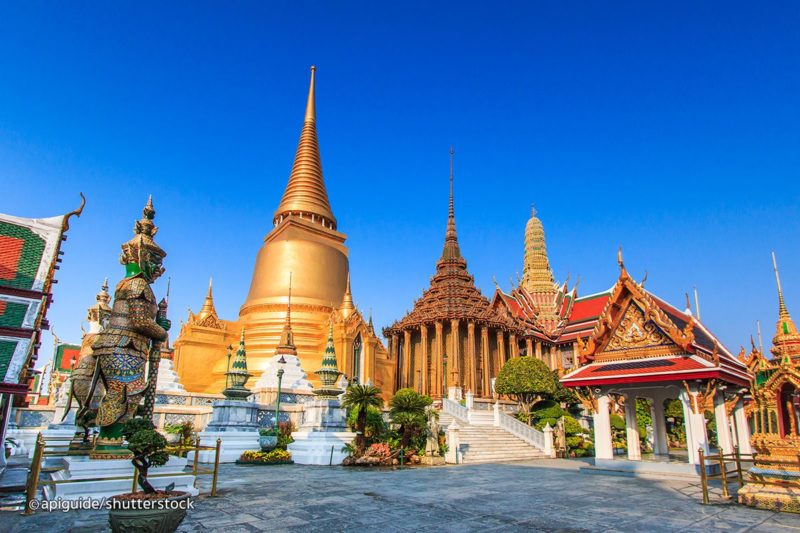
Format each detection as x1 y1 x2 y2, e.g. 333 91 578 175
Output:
353 333 362 384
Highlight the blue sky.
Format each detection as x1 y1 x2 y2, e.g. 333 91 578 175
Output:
2 2 798 369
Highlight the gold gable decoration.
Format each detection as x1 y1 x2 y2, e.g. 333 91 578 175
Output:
604 302 672 353
578 254 697 366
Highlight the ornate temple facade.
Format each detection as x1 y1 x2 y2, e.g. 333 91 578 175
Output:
561 256 752 468
384 154 521 399
738 254 800 511
491 208 612 374
173 68 393 398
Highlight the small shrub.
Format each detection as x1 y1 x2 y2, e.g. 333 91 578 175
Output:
239 449 292 463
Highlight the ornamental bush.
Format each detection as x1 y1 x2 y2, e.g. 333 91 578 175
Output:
239 449 292 463
495 357 557 413
531 401 567 429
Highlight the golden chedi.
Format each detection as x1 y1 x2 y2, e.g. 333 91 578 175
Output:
173 67 394 398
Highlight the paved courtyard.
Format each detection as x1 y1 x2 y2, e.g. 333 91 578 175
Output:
5 459 800 532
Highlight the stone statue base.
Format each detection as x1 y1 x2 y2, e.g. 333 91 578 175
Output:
288 398 354 465
45 456 197 501
187 399 259 464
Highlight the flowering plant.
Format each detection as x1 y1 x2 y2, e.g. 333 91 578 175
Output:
239 449 292 463
366 443 391 458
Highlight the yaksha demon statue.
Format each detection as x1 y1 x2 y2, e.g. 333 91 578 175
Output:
90 196 170 459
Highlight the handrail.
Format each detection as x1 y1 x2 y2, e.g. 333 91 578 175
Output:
23 433 222 515
496 410 546 451
442 398 469 424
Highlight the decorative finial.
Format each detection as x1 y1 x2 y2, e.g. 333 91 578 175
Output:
617 246 624 270
441 147 461 260
531 203 537 217
772 251 790 319
305 66 316 123
62 192 86 232
684 292 692 314
640 271 648 287
693 287 701 320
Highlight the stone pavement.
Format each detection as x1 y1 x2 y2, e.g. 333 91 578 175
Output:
5 459 800 532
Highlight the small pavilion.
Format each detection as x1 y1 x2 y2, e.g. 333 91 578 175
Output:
561 253 752 473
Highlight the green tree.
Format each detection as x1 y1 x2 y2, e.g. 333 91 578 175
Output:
389 388 432 448
495 356 558 413
551 370 581 411
341 384 383 454
122 418 169 494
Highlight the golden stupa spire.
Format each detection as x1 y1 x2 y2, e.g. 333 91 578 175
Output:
196 277 217 319
278 272 295 348
273 66 336 230
341 273 355 319
772 252 792 321
521 203 555 292
441 146 462 261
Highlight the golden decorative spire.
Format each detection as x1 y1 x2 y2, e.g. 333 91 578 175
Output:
769 252 800 365
520 204 555 292
440 147 462 261
273 66 337 229
278 273 296 349
341 273 355 319
772 252 791 321
196 277 217 320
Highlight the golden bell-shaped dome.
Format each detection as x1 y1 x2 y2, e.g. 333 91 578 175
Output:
241 66 349 313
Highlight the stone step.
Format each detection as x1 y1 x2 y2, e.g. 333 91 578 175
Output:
463 452 545 459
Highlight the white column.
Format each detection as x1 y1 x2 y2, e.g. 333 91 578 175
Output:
623 394 642 460
650 397 669 456
680 387 708 465
543 423 555 458
593 394 614 460
445 421 460 464
733 401 753 455
713 391 734 455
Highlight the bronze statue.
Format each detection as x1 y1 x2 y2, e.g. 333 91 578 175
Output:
89 197 170 459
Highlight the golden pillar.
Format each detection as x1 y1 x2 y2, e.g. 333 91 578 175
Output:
391 333 399 385
420 324 429 396
572 342 580 369
509 333 518 358
480 325 490 397
535 340 542 360
526 337 534 358
496 330 506 377
467 322 477 394
450 319 460 387
549 344 557 370
435 321 444 396
403 330 412 389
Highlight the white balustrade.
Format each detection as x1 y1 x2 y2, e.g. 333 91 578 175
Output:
442 398 470 423
496 410 546 451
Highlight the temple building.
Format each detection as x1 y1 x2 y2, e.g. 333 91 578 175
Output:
383 152 521 399
491 208 612 373
738 254 800 512
560 253 752 472
0 197 83 472
173 68 393 398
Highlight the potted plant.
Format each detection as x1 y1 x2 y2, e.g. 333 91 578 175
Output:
108 418 190 533
162 423 183 444
258 427 279 451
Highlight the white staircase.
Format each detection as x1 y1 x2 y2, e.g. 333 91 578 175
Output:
439 411 549 464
